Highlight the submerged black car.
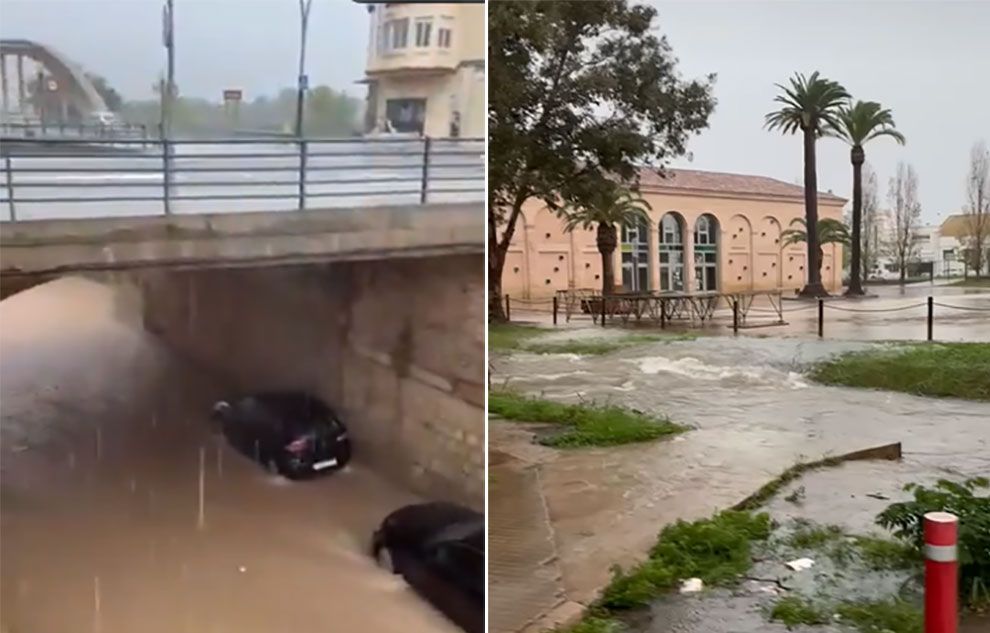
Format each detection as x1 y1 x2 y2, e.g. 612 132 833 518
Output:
372 502 483 633
211 391 351 479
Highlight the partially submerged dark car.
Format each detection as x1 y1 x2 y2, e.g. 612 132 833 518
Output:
211 391 351 479
372 502 483 633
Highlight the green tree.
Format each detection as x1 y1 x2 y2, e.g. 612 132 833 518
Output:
781 217 851 282
765 72 849 297
488 0 715 321
561 185 652 295
830 100 905 295
303 85 360 136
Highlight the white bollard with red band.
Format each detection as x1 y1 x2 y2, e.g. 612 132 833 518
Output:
924 511 958 633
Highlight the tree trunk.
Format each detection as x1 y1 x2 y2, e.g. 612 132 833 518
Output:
799 126 827 297
845 146 865 296
597 223 617 296
488 236 507 322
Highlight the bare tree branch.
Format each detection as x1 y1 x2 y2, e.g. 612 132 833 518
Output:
888 162 922 282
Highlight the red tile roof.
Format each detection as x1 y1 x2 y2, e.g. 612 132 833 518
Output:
639 167 847 204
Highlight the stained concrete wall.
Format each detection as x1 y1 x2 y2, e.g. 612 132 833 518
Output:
141 254 484 508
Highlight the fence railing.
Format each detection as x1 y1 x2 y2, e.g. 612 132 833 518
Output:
0 135 484 221
1 121 150 141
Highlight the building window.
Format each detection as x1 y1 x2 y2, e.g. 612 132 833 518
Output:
659 213 685 292
415 18 432 47
438 27 452 48
384 18 409 51
694 214 719 292
621 219 650 292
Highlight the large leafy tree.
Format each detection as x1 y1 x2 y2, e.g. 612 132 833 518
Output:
561 185 652 295
830 100 905 295
765 72 849 297
488 0 715 321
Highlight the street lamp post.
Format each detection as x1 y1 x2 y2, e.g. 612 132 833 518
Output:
295 0 313 210
295 0 313 138
161 0 175 214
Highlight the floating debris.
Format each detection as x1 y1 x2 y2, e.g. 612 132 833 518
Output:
680 577 704 593
785 557 815 571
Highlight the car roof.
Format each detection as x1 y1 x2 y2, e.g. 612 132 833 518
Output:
424 517 484 551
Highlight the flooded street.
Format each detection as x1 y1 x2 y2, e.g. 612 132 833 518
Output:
1 277 461 633
489 330 990 630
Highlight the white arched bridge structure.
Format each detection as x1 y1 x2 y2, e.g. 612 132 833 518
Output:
0 38 109 124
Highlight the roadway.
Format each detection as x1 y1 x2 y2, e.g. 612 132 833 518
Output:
1 139 484 221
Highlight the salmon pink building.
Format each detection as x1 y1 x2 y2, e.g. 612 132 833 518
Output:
502 168 848 299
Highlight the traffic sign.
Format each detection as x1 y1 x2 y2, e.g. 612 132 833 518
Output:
223 89 243 102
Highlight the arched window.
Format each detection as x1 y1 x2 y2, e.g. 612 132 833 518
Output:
658 213 685 292
694 214 719 291
621 218 650 292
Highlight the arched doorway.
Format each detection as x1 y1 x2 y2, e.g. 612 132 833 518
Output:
694 214 719 292
658 212 685 292
620 218 650 292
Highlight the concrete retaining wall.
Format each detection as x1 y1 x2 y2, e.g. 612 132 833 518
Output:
141 254 484 508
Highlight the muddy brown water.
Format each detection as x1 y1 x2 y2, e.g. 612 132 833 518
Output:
0 277 461 633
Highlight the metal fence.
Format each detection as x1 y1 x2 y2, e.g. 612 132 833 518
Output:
0 136 484 221
1 121 151 141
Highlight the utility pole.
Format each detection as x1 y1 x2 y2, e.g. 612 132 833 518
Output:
161 0 175 138
295 0 313 139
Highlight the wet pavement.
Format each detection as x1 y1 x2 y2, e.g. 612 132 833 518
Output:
0 277 461 633
489 329 990 631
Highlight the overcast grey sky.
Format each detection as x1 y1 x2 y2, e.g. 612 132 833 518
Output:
0 0 369 100
2 0 988 220
653 0 990 223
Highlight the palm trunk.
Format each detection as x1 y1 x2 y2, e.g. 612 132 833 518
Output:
799 126 827 297
597 223 617 296
845 146 865 295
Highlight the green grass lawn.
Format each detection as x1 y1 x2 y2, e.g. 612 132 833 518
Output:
949 277 990 288
489 323 695 356
489 390 686 447
809 343 990 401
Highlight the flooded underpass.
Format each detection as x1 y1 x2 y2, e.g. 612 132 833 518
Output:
1 277 463 633
489 327 990 632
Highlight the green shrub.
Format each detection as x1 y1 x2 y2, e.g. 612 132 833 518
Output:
835 599 922 633
876 477 990 606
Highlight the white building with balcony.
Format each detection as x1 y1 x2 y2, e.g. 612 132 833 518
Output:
358 2 484 138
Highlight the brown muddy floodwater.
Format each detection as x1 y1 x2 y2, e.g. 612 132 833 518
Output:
0 277 461 633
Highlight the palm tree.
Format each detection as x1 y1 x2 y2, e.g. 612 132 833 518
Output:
829 101 906 296
781 217 851 283
765 71 849 297
561 185 652 296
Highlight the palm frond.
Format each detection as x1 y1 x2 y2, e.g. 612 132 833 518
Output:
829 100 906 148
765 71 849 136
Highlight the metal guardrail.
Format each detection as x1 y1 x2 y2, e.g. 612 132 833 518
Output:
1 121 150 141
0 136 484 221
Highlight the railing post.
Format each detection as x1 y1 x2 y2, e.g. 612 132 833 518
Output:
733 299 739 335
660 297 666 329
552 295 558 326
420 136 432 204
924 512 958 633
4 155 16 222
601 295 607 328
927 296 934 342
162 138 172 215
504 294 511 322
298 139 308 210
817 298 824 338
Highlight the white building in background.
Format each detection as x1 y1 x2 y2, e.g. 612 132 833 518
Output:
358 2 484 138
871 215 971 279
